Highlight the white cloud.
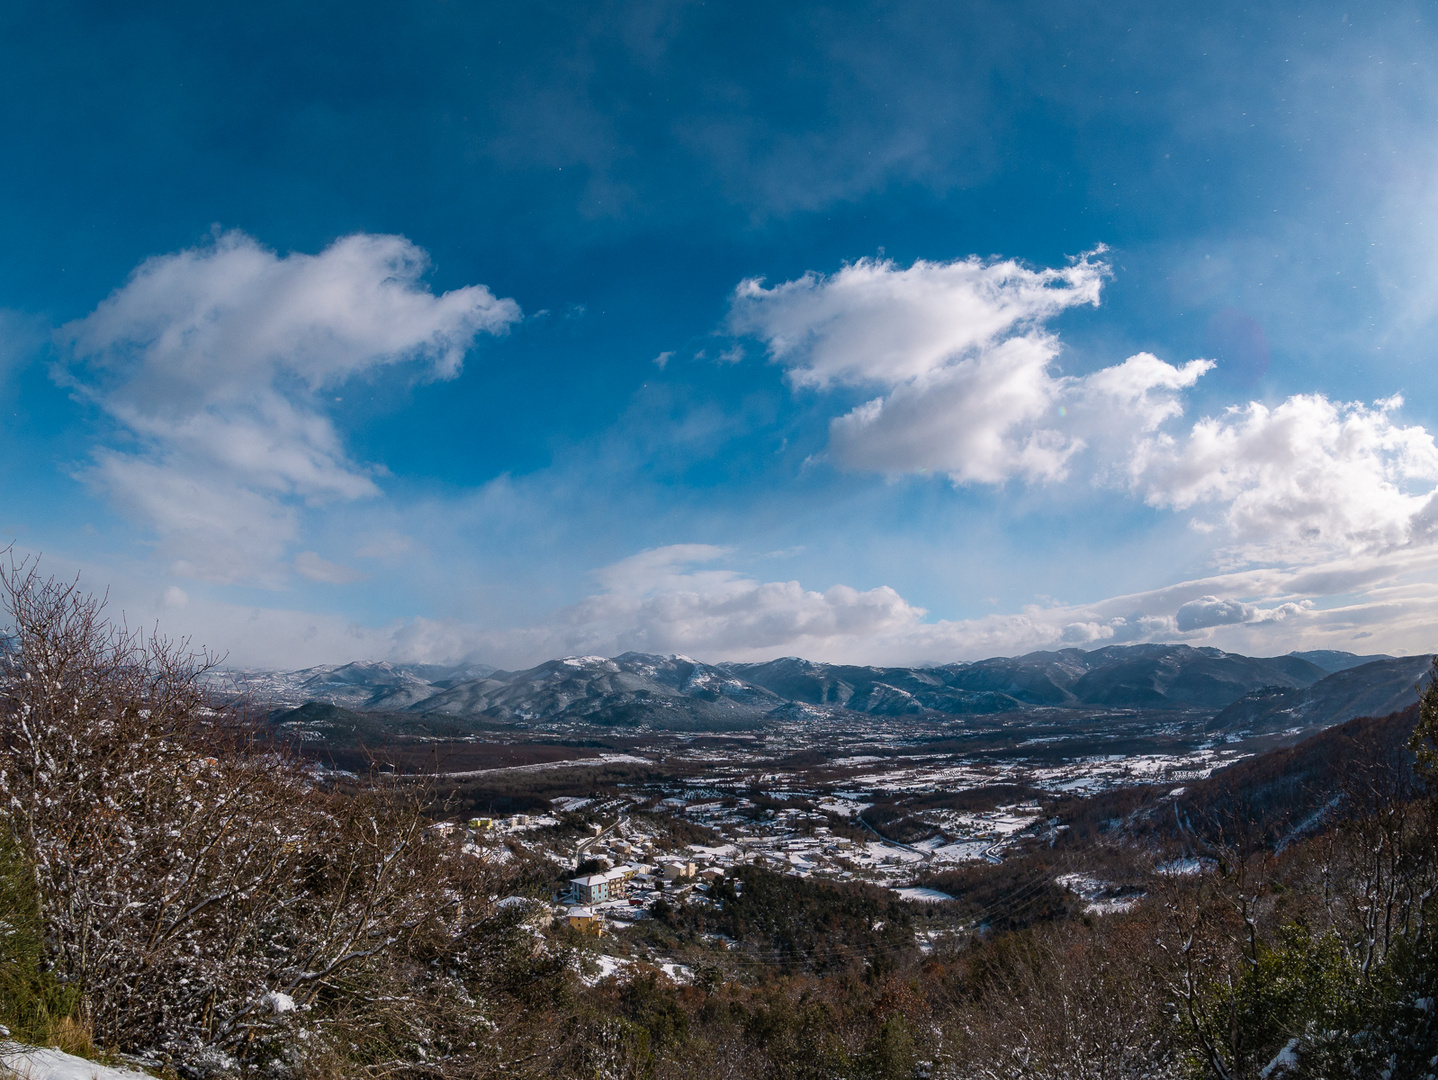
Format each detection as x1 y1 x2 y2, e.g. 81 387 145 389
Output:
826 333 1077 483
61 231 521 584
729 251 1107 389
23 537 1434 672
90 452 299 586
1173 594 1309 632
565 545 925 657
1174 595 1254 631
729 251 1223 485
1132 394 1438 561
1075 352 1214 442
487 545 1430 665
731 252 1438 568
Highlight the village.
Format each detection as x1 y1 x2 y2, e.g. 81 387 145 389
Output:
445 742 1225 943
443 796 1020 940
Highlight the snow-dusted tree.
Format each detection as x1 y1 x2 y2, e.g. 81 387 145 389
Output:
1410 654 1438 779
0 558 506 1070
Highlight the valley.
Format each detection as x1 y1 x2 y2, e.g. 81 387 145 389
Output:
213 644 1435 935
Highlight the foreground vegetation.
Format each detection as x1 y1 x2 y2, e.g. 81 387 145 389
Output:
2 558 1437 1078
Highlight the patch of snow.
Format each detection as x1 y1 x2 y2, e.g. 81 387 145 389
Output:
435 753 650 780
262 990 296 1014
1156 858 1206 877
1056 872 1143 915
0 1043 160 1080
816 799 870 817
893 887 954 903
580 953 631 985
1083 897 1140 915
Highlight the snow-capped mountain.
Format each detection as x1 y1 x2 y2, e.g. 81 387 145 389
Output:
217 645 1433 736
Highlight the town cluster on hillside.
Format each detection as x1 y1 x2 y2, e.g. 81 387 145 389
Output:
446 790 1053 946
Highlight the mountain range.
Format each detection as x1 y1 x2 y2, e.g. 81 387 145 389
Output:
229 644 1435 737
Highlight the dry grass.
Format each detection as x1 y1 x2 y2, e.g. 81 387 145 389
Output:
49 1015 96 1060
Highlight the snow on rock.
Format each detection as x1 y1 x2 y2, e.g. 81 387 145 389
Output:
0 1043 161 1080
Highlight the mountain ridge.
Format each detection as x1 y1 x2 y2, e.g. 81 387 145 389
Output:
233 645 1430 735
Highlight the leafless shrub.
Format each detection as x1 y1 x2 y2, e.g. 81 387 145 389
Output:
0 557 511 1074
944 910 1184 1080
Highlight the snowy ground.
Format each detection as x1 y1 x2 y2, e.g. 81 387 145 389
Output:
0 1043 158 1080
578 953 692 986
1055 872 1143 915
893 887 954 903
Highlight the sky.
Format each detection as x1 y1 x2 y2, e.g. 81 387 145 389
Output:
2 0 1438 669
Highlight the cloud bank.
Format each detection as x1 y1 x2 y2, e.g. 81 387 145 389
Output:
61 232 520 584
732 253 1438 565
106 540 1435 670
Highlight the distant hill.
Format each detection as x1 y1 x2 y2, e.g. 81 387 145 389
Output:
1179 702 1422 848
1057 701 1425 855
729 645 1327 713
1288 649 1395 674
217 660 497 710
214 643 1414 735
727 656 1028 714
1060 644 1326 709
1212 655 1435 735
414 653 776 731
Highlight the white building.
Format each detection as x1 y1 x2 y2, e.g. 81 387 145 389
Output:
570 868 629 904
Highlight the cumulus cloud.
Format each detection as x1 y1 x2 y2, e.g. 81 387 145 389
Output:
1133 394 1438 561
386 546 1326 666
448 545 1425 666
1173 595 1309 632
1174 595 1254 631
61 231 521 584
729 251 1219 485
826 333 1078 483
729 252 1107 389
732 251 1438 566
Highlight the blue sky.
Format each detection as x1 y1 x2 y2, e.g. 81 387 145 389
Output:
3 0 1438 667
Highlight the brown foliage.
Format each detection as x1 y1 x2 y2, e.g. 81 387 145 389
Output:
0 558 509 1071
